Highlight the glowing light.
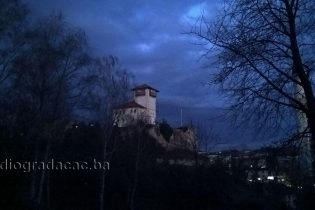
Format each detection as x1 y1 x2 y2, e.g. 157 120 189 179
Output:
267 176 274 180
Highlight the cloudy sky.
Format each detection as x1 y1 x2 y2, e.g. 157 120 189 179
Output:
26 0 223 107
25 0 270 149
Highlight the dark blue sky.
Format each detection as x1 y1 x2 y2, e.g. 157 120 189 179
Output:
25 0 273 150
26 0 223 107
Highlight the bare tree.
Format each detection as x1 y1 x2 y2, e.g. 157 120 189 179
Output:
195 121 222 153
0 0 28 138
80 56 133 210
11 13 90 209
127 126 145 210
0 2 134 210
0 0 28 86
80 56 132 121
190 0 315 181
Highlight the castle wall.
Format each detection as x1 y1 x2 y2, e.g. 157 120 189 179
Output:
113 108 147 127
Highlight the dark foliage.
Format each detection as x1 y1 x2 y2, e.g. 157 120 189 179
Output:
3 124 313 210
159 120 173 142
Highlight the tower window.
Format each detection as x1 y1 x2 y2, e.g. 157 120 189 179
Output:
135 89 145 96
149 89 156 97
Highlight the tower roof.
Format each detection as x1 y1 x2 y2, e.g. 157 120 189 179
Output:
131 84 159 92
112 101 145 109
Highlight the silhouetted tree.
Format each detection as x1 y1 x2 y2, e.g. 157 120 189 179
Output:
0 0 28 140
79 56 133 210
0 0 28 86
11 13 90 209
191 0 315 180
195 121 222 152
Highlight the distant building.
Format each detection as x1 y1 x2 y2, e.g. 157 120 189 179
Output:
205 147 299 186
113 84 158 127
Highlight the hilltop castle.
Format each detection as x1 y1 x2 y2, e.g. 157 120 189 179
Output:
113 84 158 127
112 84 197 151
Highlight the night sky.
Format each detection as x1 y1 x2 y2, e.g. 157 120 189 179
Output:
25 0 267 150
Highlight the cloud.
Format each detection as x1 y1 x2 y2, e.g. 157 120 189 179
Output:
180 1 207 24
25 0 224 109
24 0 272 149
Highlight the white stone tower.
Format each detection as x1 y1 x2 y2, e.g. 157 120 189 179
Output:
132 84 158 124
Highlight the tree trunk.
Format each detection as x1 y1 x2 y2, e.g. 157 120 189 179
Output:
99 135 107 210
37 143 50 209
129 133 141 210
285 0 315 182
